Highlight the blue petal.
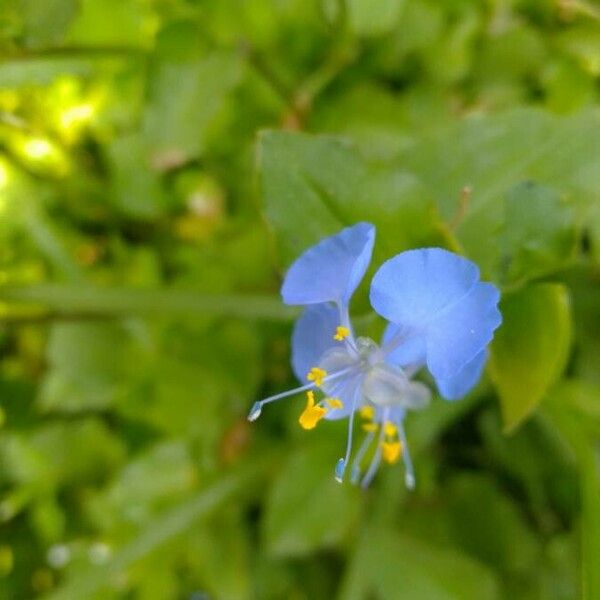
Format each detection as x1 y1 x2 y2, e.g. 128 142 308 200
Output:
370 248 480 328
426 282 501 379
291 303 339 382
382 323 426 368
370 248 501 379
323 374 364 420
281 223 375 306
435 350 487 400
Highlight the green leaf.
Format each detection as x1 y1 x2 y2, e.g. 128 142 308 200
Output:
544 381 600 600
66 0 153 48
46 458 271 600
18 0 77 48
106 133 167 218
38 322 146 413
445 474 539 574
339 527 499 600
499 181 578 286
346 0 404 36
400 109 600 277
143 52 241 168
263 434 361 557
489 283 572 433
258 130 444 268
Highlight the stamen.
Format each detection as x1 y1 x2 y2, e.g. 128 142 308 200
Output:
298 391 327 430
307 367 327 387
362 422 377 433
383 422 397 438
326 398 344 409
361 415 387 489
397 420 415 489
350 430 376 484
248 366 356 422
333 326 350 341
359 406 374 420
247 401 263 422
381 440 402 464
247 380 316 421
334 388 360 483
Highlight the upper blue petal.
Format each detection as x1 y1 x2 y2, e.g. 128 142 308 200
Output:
426 282 501 379
370 248 501 382
435 349 487 400
381 323 426 368
291 303 339 382
281 223 375 306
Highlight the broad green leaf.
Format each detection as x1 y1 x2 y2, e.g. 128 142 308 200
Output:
489 283 572 433
499 181 578 286
0 419 125 490
66 0 153 48
445 474 539 575
263 434 361 557
143 52 241 168
19 0 77 48
347 0 404 36
86 441 196 531
399 109 600 277
544 381 600 600
106 133 167 218
38 322 147 413
339 527 499 600
258 130 444 268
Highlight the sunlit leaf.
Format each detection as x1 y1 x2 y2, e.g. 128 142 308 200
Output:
489 283 572 433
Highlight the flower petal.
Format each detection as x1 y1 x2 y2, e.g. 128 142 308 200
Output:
426 282 501 379
370 248 501 379
370 248 480 329
323 374 364 420
435 350 487 400
281 222 375 306
291 303 339 382
381 324 426 368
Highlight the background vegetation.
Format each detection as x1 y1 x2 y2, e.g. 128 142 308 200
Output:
0 0 599 598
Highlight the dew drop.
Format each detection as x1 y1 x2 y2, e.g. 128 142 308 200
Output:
334 458 346 483
405 472 415 490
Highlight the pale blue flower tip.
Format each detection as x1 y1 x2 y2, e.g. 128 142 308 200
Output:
247 401 262 422
334 458 346 483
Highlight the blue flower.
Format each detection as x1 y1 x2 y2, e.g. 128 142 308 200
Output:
248 223 501 488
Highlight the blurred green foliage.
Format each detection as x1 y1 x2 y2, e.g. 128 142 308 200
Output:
0 0 599 598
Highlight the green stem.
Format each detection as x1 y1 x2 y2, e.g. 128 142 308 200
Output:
0 284 297 321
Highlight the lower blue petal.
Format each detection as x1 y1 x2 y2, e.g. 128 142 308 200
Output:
435 349 488 400
426 282 501 380
291 303 339 382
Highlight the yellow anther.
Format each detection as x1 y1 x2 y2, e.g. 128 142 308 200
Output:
333 326 350 341
359 406 375 420
326 398 344 409
362 422 378 433
383 422 398 438
299 391 327 430
382 440 403 464
307 367 327 387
